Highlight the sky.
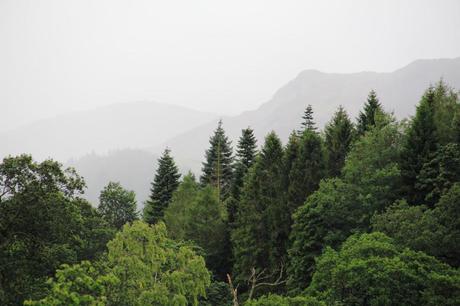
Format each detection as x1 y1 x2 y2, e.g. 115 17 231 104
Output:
1 0 460 131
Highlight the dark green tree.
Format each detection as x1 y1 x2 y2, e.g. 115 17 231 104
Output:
98 181 138 229
307 232 460 306
228 127 257 224
400 87 438 204
288 113 403 292
143 148 181 224
298 104 316 134
373 183 460 268
201 120 234 201
0 155 113 305
287 129 325 216
232 132 286 292
356 90 382 136
324 106 355 177
416 143 460 206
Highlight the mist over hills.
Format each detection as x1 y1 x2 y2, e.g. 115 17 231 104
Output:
3 57 460 206
0 101 217 161
163 57 460 173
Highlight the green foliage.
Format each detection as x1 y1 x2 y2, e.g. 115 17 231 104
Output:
245 294 324 306
143 148 181 224
288 115 403 291
25 261 118 306
229 127 258 224
164 173 199 240
200 280 232 306
201 120 234 201
232 132 286 288
287 128 325 216
373 184 460 267
307 232 460 306
165 179 228 278
356 90 382 136
416 143 460 207
107 221 211 305
27 221 211 305
98 181 138 229
324 105 355 177
298 104 316 134
0 155 113 305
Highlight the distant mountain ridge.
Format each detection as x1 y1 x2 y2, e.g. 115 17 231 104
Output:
0 101 217 161
162 57 460 173
2 57 460 207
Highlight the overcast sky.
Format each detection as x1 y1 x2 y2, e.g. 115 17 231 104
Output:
1 0 460 131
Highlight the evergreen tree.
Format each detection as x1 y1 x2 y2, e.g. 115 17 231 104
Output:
143 148 181 224
98 181 139 229
282 131 301 191
287 129 325 216
232 132 286 291
324 106 355 177
356 90 382 136
298 104 316 134
200 120 234 201
400 87 438 204
228 127 257 224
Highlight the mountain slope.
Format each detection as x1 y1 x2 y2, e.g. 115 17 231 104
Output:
162 57 460 173
0 101 217 161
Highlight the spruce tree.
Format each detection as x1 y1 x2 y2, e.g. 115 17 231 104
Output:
356 90 382 136
200 120 234 201
325 106 355 177
287 128 325 216
298 104 316 134
228 127 257 224
400 87 438 204
143 148 181 224
232 132 287 289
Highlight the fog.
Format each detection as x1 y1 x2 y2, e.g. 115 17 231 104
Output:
1 0 460 132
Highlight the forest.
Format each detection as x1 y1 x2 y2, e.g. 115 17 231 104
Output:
1 81 460 305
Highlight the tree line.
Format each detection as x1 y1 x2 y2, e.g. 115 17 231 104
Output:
0 81 459 305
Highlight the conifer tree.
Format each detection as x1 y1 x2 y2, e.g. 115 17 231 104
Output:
324 106 355 177
228 127 257 224
400 87 438 204
201 120 234 201
356 90 382 136
282 132 300 191
287 128 325 216
232 132 287 288
298 104 316 134
143 148 181 224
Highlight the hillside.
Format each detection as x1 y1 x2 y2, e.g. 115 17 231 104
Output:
162 57 460 173
0 101 217 161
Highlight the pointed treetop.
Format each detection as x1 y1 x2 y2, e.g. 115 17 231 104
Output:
299 105 317 134
356 90 383 136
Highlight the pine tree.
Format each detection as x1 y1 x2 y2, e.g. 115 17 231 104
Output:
287 128 325 216
200 120 234 201
325 106 355 177
232 132 287 289
143 148 181 224
228 127 257 225
356 90 382 136
298 105 316 134
400 87 438 204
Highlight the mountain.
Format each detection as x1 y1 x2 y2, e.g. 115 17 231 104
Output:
67 149 157 208
0 101 217 161
162 57 460 173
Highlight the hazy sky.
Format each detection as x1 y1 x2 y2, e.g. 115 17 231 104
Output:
1 0 460 131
